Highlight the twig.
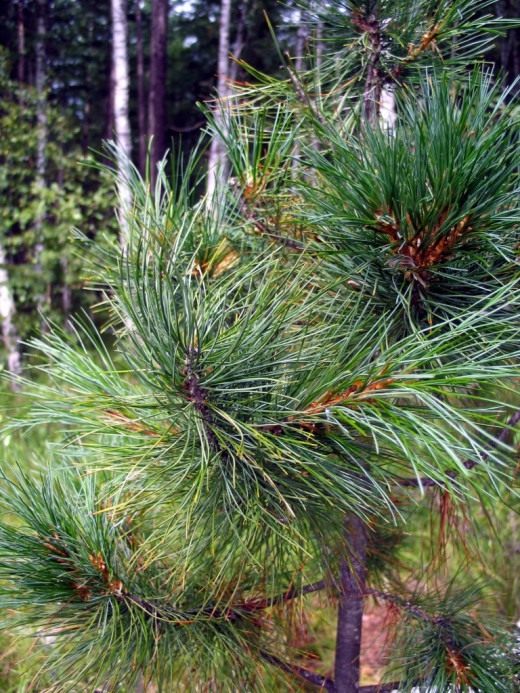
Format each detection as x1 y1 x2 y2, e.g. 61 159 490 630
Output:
397 410 520 488
240 198 305 250
364 587 436 624
284 51 327 126
260 650 335 691
262 649 403 692
238 579 327 611
352 12 383 125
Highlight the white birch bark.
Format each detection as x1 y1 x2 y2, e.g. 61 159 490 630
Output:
291 10 308 179
206 0 232 202
380 84 397 134
111 0 132 245
0 243 22 383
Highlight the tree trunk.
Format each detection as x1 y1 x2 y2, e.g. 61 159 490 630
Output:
379 84 396 134
111 0 132 244
106 56 115 138
17 0 25 85
206 0 232 201
148 0 168 184
81 18 95 153
136 0 147 174
228 0 247 85
334 514 368 693
35 0 48 323
0 243 22 386
291 10 308 179
332 13 396 683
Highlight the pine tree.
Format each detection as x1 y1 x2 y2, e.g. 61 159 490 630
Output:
0 1 519 691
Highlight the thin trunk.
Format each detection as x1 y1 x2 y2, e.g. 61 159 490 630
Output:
310 16 324 154
379 84 396 134
291 11 308 180
206 0 232 201
111 0 132 244
333 14 395 685
17 0 25 85
57 167 72 331
60 255 72 328
334 514 368 693
0 243 22 386
35 0 48 323
81 18 95 153
228 0 247 85
136 0 147 174
106 57 115 138
82 100 91 153
148 0 168 184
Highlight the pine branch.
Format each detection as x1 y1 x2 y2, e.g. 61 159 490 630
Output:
365 587 438 625
397 410 520 488
284 51 327 127
240 196 305 250
260 651 335 691
351 10 383 125
262 650 404 693
237 579 327 611
183 344 221 452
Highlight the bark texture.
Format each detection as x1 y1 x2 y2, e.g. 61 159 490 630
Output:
17 0 25 85
111 0 132 243
206 0 232 200
136 0 147 174
0 243 22 384
334 514 368 693
148 0 168 183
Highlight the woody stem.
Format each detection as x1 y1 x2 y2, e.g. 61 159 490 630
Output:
334 513 368 692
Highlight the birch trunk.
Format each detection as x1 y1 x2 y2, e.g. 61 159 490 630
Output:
0 243 22 385
291 11 308 180
379 84 396 134
111 0 132 245
148 0 168 185
206 0 232 201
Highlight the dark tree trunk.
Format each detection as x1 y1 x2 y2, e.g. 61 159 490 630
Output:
136 0 147 174
148 0 168 183
17 0 25 85
35 0 48 323
334 514 368 693
106 57 115 138
81 18 95 153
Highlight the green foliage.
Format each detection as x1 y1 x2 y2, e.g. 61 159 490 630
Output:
0 58 118 340
303 72 520 333
0 1 519 690
2 149 518 687
0 470 291 691
389 584 519 691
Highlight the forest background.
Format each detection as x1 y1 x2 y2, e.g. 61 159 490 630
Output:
0 0 520 688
